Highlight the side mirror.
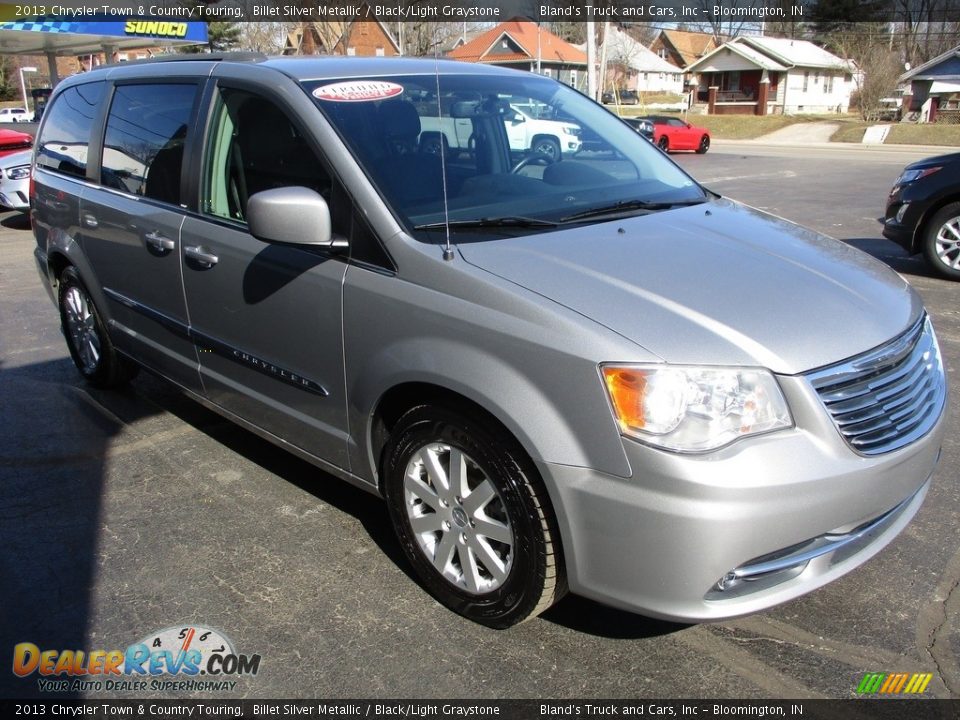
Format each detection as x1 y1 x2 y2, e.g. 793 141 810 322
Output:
510 113 525 124
247 186 348 250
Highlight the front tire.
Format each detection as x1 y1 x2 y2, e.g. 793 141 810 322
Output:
922 202 960 281
58 266 138 387
696 135 710 154
531 136 561 163
383 404 565 628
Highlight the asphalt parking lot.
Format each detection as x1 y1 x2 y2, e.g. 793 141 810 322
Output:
2 141 958 701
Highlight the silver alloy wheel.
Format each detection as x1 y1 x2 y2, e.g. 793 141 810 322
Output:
63 286 101 374
404 443 514 594
934 215 960 270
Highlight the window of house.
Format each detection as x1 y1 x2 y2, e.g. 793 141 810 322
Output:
35 81 105 179
814 71 820 84
569 70 578 88
825 74 833 94
803 71 809 92
100 83 198 204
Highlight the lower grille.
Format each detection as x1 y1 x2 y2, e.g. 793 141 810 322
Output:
807 316 945 455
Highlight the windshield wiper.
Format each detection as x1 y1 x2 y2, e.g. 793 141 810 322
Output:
561 198 706 223
414 216 559 231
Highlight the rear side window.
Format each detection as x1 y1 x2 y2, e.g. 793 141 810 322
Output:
35 81 105 179
101 83 198 204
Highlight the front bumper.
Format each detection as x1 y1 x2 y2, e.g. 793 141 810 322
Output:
537 374 945 622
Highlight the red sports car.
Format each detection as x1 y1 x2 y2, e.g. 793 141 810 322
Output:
0 127 32 158
641 115 711 154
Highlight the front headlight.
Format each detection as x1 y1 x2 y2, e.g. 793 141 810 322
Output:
601 364 793 452
895 166 940 185
6 165 29 180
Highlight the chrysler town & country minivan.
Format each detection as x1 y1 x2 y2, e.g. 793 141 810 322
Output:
33 55 946 628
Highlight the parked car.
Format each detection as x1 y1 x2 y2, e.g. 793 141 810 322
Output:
0 107 30 123
418 100 581 162
641 115 711 153
34 56 945 629
601 90 638 105
0 127 32 158
621 117 654 141
882 151 960 280
0 149 31 211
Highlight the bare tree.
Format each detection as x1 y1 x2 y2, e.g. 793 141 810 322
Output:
824 25 903 121
237 22 295 54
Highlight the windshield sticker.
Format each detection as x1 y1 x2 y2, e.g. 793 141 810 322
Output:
312 81 404 103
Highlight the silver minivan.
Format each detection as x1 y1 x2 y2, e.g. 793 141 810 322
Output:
33 55 946 628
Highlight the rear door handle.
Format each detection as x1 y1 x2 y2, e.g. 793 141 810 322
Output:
184 245 219 268
145 231 175 252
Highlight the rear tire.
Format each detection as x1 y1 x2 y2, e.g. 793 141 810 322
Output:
383 404 565 628
58 266 138 388
657 136 669 152
922 202 960 281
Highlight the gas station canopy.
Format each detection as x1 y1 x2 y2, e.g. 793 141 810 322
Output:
0 18 207 83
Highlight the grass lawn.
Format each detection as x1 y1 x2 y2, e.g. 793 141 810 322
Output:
830 121 960 147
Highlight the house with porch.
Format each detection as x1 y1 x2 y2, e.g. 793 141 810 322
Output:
899 44 960 123
604 26 684 95
685 36 857 115
446 20 587 91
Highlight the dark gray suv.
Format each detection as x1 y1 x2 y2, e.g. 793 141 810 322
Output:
33 55 946 628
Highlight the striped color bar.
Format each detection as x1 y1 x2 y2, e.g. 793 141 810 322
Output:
857 672 933 694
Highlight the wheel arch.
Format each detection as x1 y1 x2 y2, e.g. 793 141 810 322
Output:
912 194 960 254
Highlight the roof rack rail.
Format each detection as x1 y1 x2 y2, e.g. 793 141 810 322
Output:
114 52 268 66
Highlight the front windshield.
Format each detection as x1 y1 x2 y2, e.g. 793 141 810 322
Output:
304 73 706 240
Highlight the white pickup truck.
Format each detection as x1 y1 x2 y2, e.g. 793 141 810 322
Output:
418 103 582 161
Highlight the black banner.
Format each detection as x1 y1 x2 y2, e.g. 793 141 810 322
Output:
2 700 960 720
3 0 960 23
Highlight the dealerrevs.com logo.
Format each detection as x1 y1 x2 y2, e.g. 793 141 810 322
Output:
13 625 261 693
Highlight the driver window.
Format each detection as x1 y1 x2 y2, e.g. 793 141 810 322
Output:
203 88 333 225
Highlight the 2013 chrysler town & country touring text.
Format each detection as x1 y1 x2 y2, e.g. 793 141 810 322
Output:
33 55 946 628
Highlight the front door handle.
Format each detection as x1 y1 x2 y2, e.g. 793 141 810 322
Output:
81 212 98 229
145 231 175 252
184 245 219 268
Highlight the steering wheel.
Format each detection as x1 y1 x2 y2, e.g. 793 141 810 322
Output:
511 151 556 174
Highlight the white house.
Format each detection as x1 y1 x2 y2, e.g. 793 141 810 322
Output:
685 36 857 115
602 26 684 95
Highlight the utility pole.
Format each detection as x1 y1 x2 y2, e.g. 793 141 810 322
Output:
587 20 596 98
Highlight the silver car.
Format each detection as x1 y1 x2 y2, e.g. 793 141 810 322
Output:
32 56 946 628
0 149 31 211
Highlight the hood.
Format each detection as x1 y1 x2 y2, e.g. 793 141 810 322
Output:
906 151 960 170
459 199 923 375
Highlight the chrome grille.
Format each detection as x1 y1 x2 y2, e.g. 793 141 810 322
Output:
807 316 945 455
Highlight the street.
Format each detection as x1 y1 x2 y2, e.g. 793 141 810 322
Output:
1 141 957 700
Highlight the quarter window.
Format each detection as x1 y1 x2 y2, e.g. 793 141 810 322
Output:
202 88 334 226
35 81 105 179
100 83 198 204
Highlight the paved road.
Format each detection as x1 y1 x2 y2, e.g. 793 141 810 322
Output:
1 143 958 701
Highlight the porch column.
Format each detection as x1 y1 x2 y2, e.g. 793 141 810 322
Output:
708 86 718 115
757 77 769 116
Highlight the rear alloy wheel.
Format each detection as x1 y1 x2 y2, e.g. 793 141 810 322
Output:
58 266 138 388
696 135 710 154
922 202 960 281
383 404 564 628
657 135 669 152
